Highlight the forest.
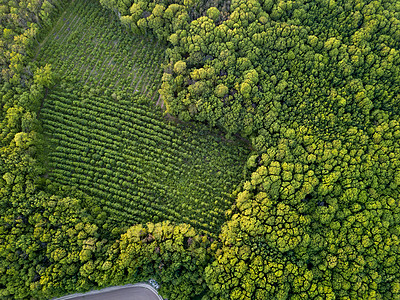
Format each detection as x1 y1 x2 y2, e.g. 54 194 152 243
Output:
1 0 400 299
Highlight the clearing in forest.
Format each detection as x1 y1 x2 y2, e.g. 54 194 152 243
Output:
35 0 164 99
40 83 249 234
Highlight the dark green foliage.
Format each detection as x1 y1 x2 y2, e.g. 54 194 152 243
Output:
137 0 400 298
0 189 112 299
1 182 210 300
205 191 313 299
0 0 67 83
99 0 230 41
160 0 400 140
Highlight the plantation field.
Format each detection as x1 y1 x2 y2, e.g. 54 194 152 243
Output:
35 0 164 99
40 84 249 234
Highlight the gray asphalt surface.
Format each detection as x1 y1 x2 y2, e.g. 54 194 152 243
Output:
53 284 163 300
72 287 159 300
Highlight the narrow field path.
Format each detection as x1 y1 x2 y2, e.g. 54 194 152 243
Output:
156 94 163 108
33 9 69 60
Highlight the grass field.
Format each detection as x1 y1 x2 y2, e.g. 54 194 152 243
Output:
40 83 249 234
35 0 164 99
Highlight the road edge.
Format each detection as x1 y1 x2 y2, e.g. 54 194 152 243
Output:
52 282 164 300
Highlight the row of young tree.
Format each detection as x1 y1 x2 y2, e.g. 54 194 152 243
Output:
35 0 164 98
40 83 247 235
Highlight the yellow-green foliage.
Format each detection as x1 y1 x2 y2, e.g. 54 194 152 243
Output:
206 191 314 299
207 110 400 298
112 221 211 299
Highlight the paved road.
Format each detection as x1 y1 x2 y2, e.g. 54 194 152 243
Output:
71 287 159 300
53 284 163 300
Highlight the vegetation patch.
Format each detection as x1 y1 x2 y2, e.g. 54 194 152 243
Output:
40 83 249 234
35 0 164 99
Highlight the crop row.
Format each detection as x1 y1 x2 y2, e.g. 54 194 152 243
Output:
36 0 164 98
41 99 195 159
42 115 230 211
41 88 247 233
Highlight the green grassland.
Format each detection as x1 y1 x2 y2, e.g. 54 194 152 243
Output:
35 0 163 99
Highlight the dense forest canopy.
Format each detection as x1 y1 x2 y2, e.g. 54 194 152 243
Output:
1 0 400 299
